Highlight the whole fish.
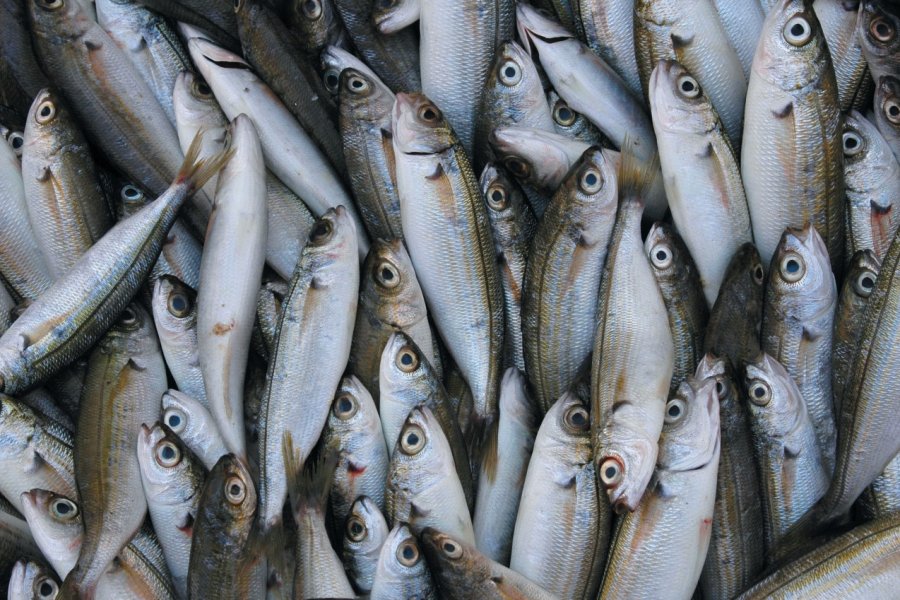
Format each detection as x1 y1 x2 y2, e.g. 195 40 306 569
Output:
704 243 766 369
832 250 879 415
418 0 514 156
21 89 111 280
386 406 475 545
645 223 709 395
474 41 555 170
857 0 900 86
0 135 230 396
7 561 59 600
488 126 591 196
62 304 168 597
600 376 720 599
649 60 753 306
187 454 264 600
151 276 206 406
510 392 607 599
473 368 536 565
136 422 206 599
843 110 900 261
591 152 675 512
322 376 390 529
712 0 765 77
481 164 537 373
288 0 349 56
634 0 747 149
522 147 617 413
20 490 81 578
337 66 402 241
856 453 900 521
816 0 872 111
741 0 844 270
256 208 358 531
762 225 838 472
161 389 228 471
393 92 505 452
696 355 765 600
737 514 900 598
573 0 643 99
420 528 559 599
342 496 389 594
370 523 437 600
95 0 191 125
331 0 422 93
745 353 830 556
196 114 267 461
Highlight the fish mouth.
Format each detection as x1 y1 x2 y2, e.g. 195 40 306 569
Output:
188 38 249 71
515 4 571 55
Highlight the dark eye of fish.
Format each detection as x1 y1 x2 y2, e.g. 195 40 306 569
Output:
9 135 23 150
401 353 413 366
557 106 573 122
55 501 72 515
785 259 800 273
167 414 182 428
406 431 419 445
161 446 175 460
351 522 363 535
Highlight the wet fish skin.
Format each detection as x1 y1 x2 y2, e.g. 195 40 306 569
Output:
7 560 59 600
574 0 643 99
151 276 205 407
645 222 709 395
137 0 240 51
21 88 112 280
873 75 900 164
856 452 900 521
161 389 228 471
816 0 873 111
341 496 389 594
762 225 838 473
523 147 617 414
370 523 437 600
712 0 764 77
857 0 900 86
372 0 419 33
20 489 82 579
0 501 42 585
488 126 592 196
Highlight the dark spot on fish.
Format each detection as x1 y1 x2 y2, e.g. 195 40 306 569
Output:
871 200 893 215
425 163 444 181
380 128 393 140
801 327 820 342
772 103 794 119
177 513 194 534
310 277 323 290
671 33 694 49
784 445 801 459
611 400 632 414
696 143 714 159
347 462 366 477
212 320 234 335
126 358 147 373
83 39 102 51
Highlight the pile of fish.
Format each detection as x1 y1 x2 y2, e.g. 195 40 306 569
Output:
1 0 900 597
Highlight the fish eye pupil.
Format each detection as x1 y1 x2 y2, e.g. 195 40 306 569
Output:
39 582 53 596
791 23 804 36
403 545 415 559
167 414 181 427
351 522 363 535
862 275 874 289
668 404 681 417
681 80 694 92
40 106 51 117
584 173 598 187
55 501 71 514
171 295 187 312
753 386 765 398
754 266 763 280
604 466 617 479
656 250 667 261
229 484 241 496
161 446 175 460
558 107 573 121
11 136 23 149
504 66 517 78
400 352 413 366
785 259 800 273
381 267 394 281
406 432 419 445
339 397 353 413
326 73 339 88
352 79 363 89
491 190 504 203
443 542 456 553
715 381 724 396
890 104 900 117
423 108 436 120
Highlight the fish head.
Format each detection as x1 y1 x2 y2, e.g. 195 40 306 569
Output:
137 422 201 507
0 395 36 458
875 75 900 137
362 239 423 324
695 354 742 418
327 375 379 438
172 72 223 129
188 37 254 91
151 276 197 339
28 0 93 43
379 332 433 402
744 353 805 439
372 0 418 33
769 224 835 311
96 303 158 361
338 68 395 122
8 561 58 600
300 206 358 285
160 390 200 440
644 222 680 281
753 0 828 90
562 146 618 218
205 454 257 535
485 41 545 106
596 412 658 514
289 0 338 51
479 163 521 223
344 495 388 553
378 523 427 580
24 88 71 146
419 527 489 586
20 489 83 557
392 93 456 155
648 60 717 135
390 405 452 481
846 249 880 302
489 126 587 191
858 0 900 63
540 392 592 470
657 377 721 472
515 3 573 56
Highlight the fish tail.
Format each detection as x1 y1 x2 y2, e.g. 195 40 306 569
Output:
175 129 234 192
284 433 338 518
617 134 659 207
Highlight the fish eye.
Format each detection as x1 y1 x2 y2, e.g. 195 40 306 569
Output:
715 379 725 398
35 100 56 124
783 15 813 46
324 69 341 94
748 380 771 406
664 397 686 424
167 289 192 318
553 102 576 127
676 74 700 99
36 577 58 599
752 264 765 285
578 167 603 194
8 132 24 156
346 516 366 542
309 218 334 245
563 404 590 432
233 0 242 11
778 252 806 283
486 184 509 211
225 476 246 504
119 306 139 327
345 74 370 94
870 16 896 44
191 78 213 99
154 440 182 468
37 0 64 11
120 185 144 203
884 99 900 124
855 270 877 297
397 539 421 566
498 60 522 86
599 457 625 488
164 408 186 433
332 393 358 420
374 261 401 289
650 242 673 269
400 424 426 455
395 346 419 373
503 157 530 179
418 104 441 123
301 0 322 19
842 130 865 157
50 498 78 521
441 538 463 559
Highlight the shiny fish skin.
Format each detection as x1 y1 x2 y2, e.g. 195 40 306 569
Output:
21 89 112 281
857 1 900 86
372 0 419 34
874 75 900 165
481 165 537 374
151 276 206 407
744 353 829 557
741 0 844 271
645 223 709 395
843 110 900 262
548 91 607 148
816 0 872 111
600 377 720 600
161 389 228 471
370 523 437 600
19 489 82 578
342 496 389 594
856 452 900 521
590 153 675 513
634 0 747 149
522 147 617 414
196 114 267 461
0 505 41 585
574 0 643 99
649 59 753 306
138 0 240 51
510 392 607 600
8 560 59 600
736 514 900 599
64 304 168 597
488 126 591 196
256 208 358 530
762 225 838 473
712 0 764 77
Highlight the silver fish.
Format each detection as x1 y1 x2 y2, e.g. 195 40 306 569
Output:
160 389 228 471
151 276 206 406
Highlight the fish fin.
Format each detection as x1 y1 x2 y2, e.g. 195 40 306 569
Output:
480 417 500 484
283 433 338 519
175 130 234 192
617 134 659 207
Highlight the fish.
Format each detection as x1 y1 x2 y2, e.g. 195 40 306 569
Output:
873 75 900 164
0 0 50 120
600 376 720 599
287 0 350 56
372 0 419 33
137 0 240 51
547 91 607 148
816 0 873 111
370 523 437 600
711 0 765 77
8 560 59 600
522 147 617 413
342 496 389 594
856 452 900 521
161 389 228 472
857 1 900 87
488 126 592 197
573 0 643 99
20 490 82 578
151 276 206 406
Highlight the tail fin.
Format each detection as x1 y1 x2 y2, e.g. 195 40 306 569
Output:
175 129 234 192
617 135 659 206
